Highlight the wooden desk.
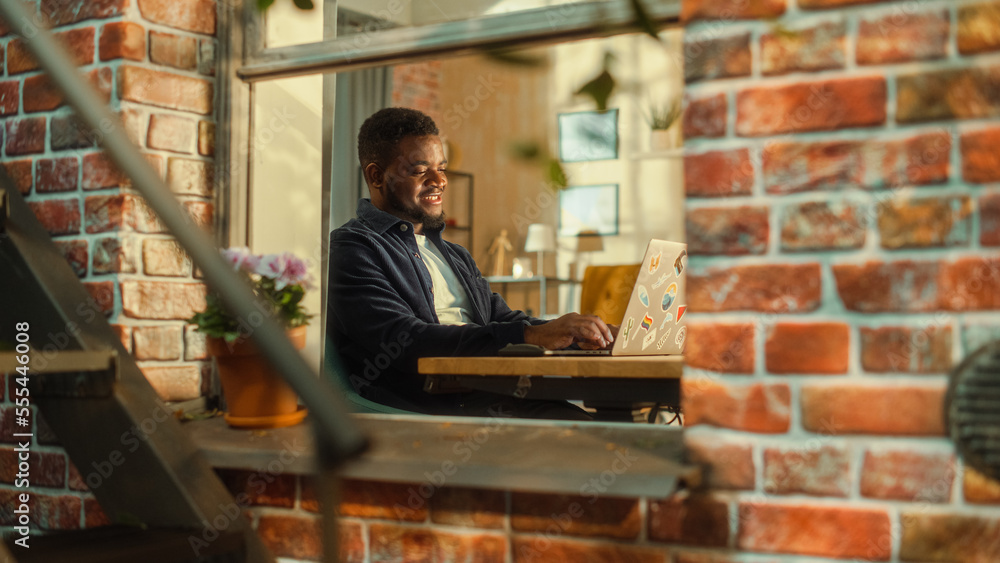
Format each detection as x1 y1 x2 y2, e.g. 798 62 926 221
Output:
419 356 682 422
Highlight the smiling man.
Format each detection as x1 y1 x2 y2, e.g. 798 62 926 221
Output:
326 108 613 419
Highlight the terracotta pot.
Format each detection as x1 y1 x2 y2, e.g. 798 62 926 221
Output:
650 126 682 152
207 325 308 429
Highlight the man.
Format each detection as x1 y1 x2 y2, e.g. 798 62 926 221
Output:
327 108 614 420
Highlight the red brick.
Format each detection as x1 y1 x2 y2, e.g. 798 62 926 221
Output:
31 493 82 530
648 495 728 547
92 235 139 274
184 324 207 360
148 114 197 154
898 65 1000 123
964 467 1000 504
738 503 890 560
28 198 81 236
256 514 322 561
0 80 18 115
132 325 183 361
939 257 1000 311
149 30 198 70
139 364 201 401
781 200 866 251
82 152 130 190
143 238 191 276
24 67 112 113
684 323 754 374
684 32 750 83
339 479 427 521
762 132 950 193
765 323 849 374
51 115 99 151
198 120 215 156
858 10 949 65
878 195 972 249
119 65 214 115
737 77 886 137
683 380 790 433
121 280 204 320
83 281 115 316
681 0 785 22
55 239 88 278
689 263 822 313
430 487 505 529
41 0 128 26
860 326 952 373
99 21 145 61
3 159 33 195
215 468 296 508
861 449 955 502
35 157 79 193
85 194 164 234
684 149 753 198
962 127 1000 183
183 200 213 231
958 3 1000 55
511 493 640 540
800 0 896 7
6 28 94 74
515 537 663 563
833 260 940 313
900 512 1000 561
683 93 725 139
372 524 507 563
801 383 946 436
168 157 213 195
761 21 845 76
674 554 740 563
6 117 47 155
0 449 66 488
83 497 111 528
983 192 1000 246
763 445 850 497
137 0 217 35
111 324 133 353
684 433 754 489
686 206 768 256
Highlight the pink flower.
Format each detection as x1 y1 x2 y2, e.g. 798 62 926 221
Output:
221 247 260 272
257 252 314 290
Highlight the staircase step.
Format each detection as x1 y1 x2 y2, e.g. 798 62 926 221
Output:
9 525 246 563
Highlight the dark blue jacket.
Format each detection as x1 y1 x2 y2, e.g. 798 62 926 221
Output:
326 199 544 410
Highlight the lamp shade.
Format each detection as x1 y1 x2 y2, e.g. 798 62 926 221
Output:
524 224 557 253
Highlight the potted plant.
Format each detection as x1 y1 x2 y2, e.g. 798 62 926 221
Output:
189 247 314 428
645 98 683 152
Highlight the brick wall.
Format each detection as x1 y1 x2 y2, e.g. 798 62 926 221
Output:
681 0 1000 561
392 61 442 128
1 0 216 534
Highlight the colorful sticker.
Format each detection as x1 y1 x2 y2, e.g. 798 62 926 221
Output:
674 249 687 277
648 251 662 274
643 328 658 350
622 317 635 347
652 273 669 289
676 305 687 323
675 325 687 348
640 314 653 331
660 314 672 330
637 285 649 307
661 283 678 312
656 328 673 349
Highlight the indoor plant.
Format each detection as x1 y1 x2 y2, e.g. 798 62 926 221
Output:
645 98 682 151
189 247 314 428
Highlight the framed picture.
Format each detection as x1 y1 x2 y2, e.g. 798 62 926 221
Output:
559 184 619 237
557 109 619 162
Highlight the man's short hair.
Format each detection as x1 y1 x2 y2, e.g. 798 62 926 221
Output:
358 107 439 170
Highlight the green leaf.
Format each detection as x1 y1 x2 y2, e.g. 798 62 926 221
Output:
257 0 275 11
510 141 542 161
629 0 662 42
546 159 568 190
574 54 616 111
292 0 314 10
480 47 546 67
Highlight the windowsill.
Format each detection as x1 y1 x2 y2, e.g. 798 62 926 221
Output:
185 414 698 498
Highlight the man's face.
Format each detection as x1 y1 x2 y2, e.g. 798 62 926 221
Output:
375 135 448 233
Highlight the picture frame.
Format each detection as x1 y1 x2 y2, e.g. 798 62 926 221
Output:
558 184 619 237
557 109 619 162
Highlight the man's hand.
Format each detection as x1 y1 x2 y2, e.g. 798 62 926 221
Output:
577 324 619 350
523 313 614 350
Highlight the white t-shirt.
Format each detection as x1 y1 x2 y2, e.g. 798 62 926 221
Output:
414 234 475 325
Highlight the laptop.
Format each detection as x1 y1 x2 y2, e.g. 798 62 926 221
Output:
513 239 687 357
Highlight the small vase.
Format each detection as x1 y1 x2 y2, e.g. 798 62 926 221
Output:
650 126 682 152
207 325 308 429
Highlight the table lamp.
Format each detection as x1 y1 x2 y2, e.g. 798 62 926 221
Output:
524 223 557 278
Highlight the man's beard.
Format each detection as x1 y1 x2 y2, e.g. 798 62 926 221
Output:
385 182 446 232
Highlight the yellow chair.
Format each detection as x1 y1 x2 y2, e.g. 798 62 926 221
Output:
578 263 642 325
